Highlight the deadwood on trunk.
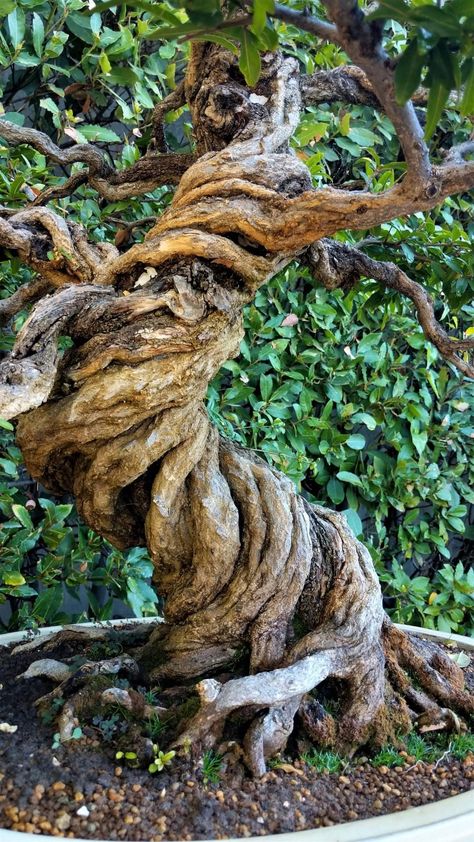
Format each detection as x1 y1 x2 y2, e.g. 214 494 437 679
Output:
1 5 473 776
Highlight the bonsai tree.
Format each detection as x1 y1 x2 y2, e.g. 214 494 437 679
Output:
0 0 473 775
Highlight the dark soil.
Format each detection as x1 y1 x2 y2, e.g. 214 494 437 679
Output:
0 631 473 841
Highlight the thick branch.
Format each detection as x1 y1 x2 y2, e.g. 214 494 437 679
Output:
0 207 118 285
0 120 109 173
300 66 428 109
306 239 474 377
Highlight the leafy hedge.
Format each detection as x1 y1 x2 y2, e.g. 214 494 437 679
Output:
0 0 473 634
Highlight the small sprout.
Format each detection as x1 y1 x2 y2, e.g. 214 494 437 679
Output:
181 736 192 756
52 725 83 750
116 749 139 767
148 745 176 774
451 732 474 759
202 749 223 784
301 749 343 774
144 688 160 705
146 713 165 740
372 745 403 768
405 732 431 763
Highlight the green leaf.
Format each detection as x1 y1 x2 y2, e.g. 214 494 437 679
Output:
40 97 60 114
77 125 121 142
239 28 261 87
260 373 273 402
429 44 457 91
0 458 17 477
342 508 363 537
99 52 112 74
11 504 33 530
193 33 238 53
0 0 15 14
346 434 366 450
7 7 25 49
32 12 44 58
328 477 344 504
0 417 14 430
425 80 449 139
367 0 410 23
395 39 424 105
411 429 428 456
252 0 274 34
347 127 379 147
2 571 26 586
336 471 363 487
33 586 63 621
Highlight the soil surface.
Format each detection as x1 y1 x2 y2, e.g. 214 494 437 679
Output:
0 630 473 841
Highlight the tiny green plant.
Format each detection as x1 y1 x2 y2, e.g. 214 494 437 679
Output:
40 696 65 726
52 726 83 750
202 749 222 784
143 688 160 705
451 732 474 760
145 713 166 741
92 712 128 742
404 732 431 763
116 750 140 768
301 749 343 774
148 745 176 774
372 745 403 768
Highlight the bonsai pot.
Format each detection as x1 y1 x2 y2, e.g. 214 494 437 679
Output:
1 621 473 842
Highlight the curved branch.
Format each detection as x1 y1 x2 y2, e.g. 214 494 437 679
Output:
0 119 195 205
0 276 52 326
300 66 428 109
150 81 187 152
306 238 474 378
0 120 109 173
0 284 114 419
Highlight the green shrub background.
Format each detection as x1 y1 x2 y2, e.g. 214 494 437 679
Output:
0 0 472 635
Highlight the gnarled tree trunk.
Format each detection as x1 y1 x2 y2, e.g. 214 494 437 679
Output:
1 43 473 775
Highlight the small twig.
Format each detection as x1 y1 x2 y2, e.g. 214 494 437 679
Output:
150 81 187 153
272 4 340 44
105 215 157 231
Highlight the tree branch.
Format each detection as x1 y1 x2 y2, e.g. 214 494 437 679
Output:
300 66 428 109
306 238 474 378
320 0 431 185
0 119 195 205
0 206 118 285
0 276 53 327
272 4 341 44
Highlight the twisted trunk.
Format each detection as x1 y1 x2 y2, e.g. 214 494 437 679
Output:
3 46 473 774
